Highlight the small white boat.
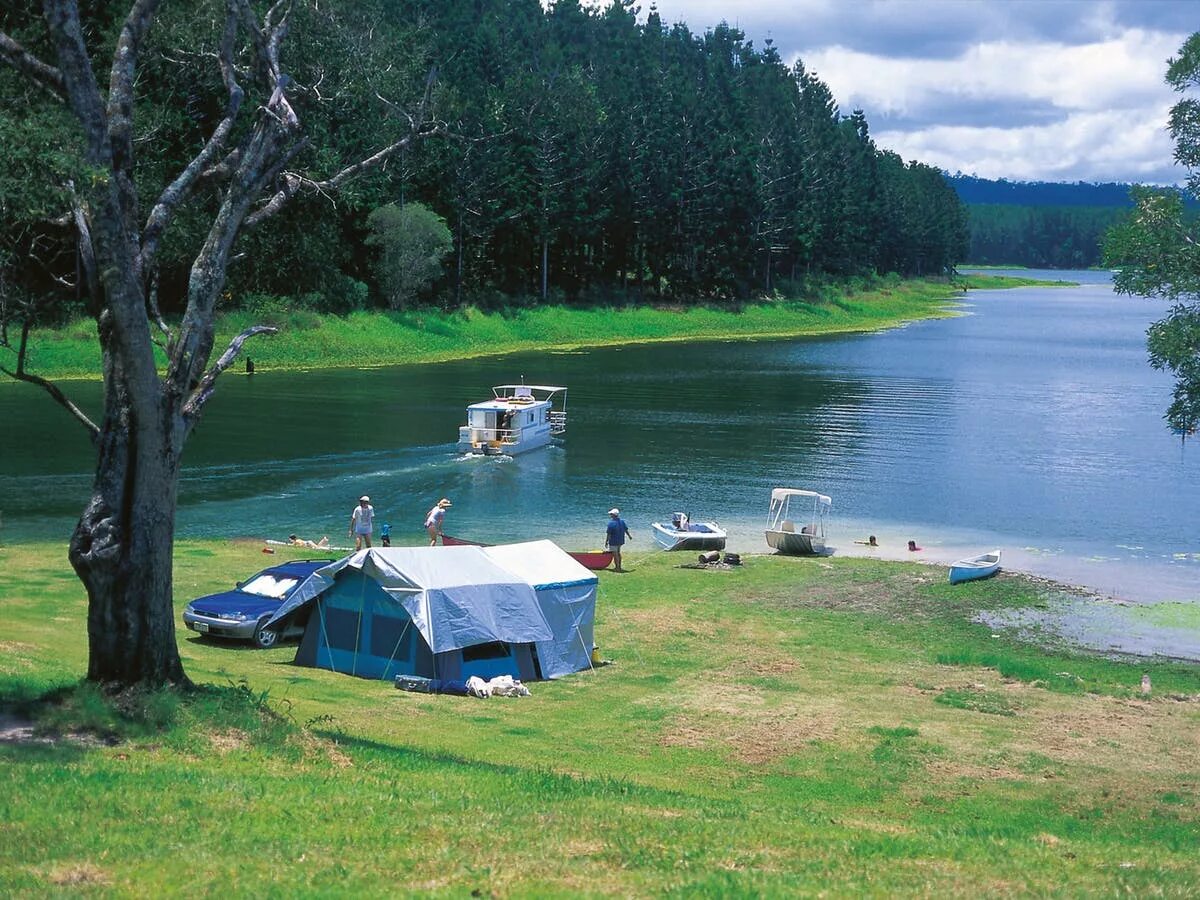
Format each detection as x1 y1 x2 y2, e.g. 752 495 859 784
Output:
651 514 726 551
765 488 831 555
457 384 567 455
948 550 1002 584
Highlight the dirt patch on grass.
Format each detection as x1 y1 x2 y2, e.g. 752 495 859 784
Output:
619 606 717 641
208 728 250 753
728 710 842 763
325 743 354 768
749 572 934 620
45 862 111 886
1023 693 1200 774
0 713 115 748
0 714 40 743
731 657 803 677
659 690 843 764
922 755 1026 782
893 675 1200 783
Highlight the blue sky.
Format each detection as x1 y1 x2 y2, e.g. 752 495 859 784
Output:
638 0 1196 184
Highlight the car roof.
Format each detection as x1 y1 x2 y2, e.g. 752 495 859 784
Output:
258 559 335 579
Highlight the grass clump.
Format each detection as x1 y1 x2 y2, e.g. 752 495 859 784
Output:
934 687 1020 717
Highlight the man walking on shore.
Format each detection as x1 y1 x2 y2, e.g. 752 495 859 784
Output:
605 508 632 572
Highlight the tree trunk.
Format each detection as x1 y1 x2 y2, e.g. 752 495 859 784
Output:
541 237 549 301
69 389 187 686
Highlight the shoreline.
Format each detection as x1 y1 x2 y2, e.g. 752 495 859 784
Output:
2 274 1068 384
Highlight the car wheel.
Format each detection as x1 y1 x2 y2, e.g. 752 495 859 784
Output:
253 619 279 649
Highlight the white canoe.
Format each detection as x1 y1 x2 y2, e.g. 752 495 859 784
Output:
948 550 1002 584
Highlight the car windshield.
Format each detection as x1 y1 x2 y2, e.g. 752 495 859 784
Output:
240 573 302 599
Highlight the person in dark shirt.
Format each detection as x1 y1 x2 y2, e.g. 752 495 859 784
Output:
605 508 632 572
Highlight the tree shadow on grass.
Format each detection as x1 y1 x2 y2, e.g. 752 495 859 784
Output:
311 728 698 807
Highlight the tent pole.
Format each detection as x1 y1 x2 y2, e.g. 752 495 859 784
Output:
351 570 368 677
382 620 412 681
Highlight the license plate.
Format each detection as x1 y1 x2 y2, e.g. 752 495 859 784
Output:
195 622 209 633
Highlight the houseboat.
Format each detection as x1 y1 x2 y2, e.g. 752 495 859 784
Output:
457 384 567 455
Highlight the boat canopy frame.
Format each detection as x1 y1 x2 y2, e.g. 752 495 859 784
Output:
767 489 832 534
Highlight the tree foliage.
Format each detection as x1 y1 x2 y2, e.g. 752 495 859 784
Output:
967 204 1126 268
366 202 452 309
1105 31 1200 437
3 0 970 322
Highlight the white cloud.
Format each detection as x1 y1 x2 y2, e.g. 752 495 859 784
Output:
801 31 1180 118
641 0 1195 183
876 105 1181 183
798 29 1187 182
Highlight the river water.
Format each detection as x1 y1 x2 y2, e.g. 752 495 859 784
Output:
1 270 1197 613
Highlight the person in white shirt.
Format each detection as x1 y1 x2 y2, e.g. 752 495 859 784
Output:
424 497 452 545
348 495 375 550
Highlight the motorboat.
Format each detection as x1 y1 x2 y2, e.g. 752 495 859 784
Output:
651 514 726 551
441 534 613 571
948 550 1002 584
765 488 831 555
457 384 567 455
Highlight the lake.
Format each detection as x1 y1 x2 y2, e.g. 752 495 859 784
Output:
1 269 1196 608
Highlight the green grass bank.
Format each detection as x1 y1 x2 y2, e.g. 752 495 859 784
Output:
11 274 1061 380
2 540 1197 895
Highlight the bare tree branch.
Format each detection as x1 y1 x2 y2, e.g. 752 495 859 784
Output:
42 0 108 159
0 30 67 99
145 267 171 351
181 324 276 421
140 0 244 273
0 318 99 439
245 68 443 228
63 183 100 306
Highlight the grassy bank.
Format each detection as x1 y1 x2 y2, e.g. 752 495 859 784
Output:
11 274 1064 381
2 540 1197 895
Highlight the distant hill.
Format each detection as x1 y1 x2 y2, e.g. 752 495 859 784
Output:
948 175 1136 207
945 175 1198 267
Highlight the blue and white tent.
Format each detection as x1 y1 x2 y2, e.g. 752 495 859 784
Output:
262 541 598 682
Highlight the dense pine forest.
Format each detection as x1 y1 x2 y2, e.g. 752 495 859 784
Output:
0 0 968 321
950 175 1198 269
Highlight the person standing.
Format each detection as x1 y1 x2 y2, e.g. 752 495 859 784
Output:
424 497 452 545
348 495 375 550
605 508 632 572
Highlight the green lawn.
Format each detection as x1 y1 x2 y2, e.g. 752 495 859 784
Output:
1 540 1197 895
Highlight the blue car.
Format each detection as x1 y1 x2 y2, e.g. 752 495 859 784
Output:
182 558 332 648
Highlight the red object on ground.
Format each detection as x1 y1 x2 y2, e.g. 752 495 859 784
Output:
441 534 613 570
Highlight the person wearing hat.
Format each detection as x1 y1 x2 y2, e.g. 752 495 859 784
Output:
604 508 632 572
348 495 375 550
424 497 452 546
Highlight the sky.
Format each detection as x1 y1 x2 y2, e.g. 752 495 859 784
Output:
636 0 1197 185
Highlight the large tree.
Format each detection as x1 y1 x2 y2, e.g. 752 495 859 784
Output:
0 0 440 687
1105 31 1200 437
